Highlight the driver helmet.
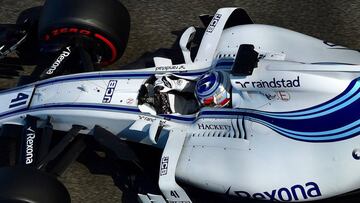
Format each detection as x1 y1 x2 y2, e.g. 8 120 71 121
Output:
195 71 231 107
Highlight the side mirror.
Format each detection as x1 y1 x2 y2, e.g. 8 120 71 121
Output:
231 44 259 76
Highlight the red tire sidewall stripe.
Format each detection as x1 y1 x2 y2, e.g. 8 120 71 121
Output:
94 33 117 65
44 28 118 65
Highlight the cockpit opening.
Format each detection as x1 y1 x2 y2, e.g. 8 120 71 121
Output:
137 74 200 115
137 70 232 115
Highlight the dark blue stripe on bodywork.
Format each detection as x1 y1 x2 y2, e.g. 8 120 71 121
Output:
0 72 358 143
197 77 360 142
30 104 141 113
36 70 208 88
263 78 358 116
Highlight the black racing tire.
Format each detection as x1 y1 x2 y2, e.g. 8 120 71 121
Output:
38 0 130 66
0 167 71 203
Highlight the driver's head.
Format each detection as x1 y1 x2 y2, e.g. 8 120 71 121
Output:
195 71 231 107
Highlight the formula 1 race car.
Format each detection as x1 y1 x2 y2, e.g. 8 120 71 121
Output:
0 0 360 202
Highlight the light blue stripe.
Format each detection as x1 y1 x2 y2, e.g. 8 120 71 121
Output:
259 79 360 119
253 118 360 136
280 126 360 141
262 88 360 120
252 118 360 141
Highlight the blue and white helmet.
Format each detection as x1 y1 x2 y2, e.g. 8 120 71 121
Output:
195 71 231 107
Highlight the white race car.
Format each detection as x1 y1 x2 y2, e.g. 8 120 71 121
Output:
0 0 359 202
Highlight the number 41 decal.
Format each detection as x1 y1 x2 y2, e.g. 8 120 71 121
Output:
9 93 29 108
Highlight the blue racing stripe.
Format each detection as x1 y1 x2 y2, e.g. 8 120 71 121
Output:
253 118 360 137
36 69 208 88
262 85 360 120
30 104 141 113
260 78 360 117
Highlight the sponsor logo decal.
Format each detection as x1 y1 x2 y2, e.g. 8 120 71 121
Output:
278 91 290 101
206 14 222 33
44 28 117 64
197 123 231 131
25 127 36 164
263 92 277 100
46 46 71 75
230 182 321 201
155 65 185 71
126 98 134 104
9 93 29 109
139 115 156 122
262 91 291 101
236 76 300 89
160 156 169 176
45 28 92 40
102 80 118 103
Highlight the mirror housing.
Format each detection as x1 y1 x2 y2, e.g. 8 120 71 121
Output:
231 44 259 76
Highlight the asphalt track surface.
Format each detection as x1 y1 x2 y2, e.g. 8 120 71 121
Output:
0 0 360 203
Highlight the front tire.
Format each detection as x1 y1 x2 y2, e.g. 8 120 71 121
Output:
38 0 130 67
0 167 70 203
